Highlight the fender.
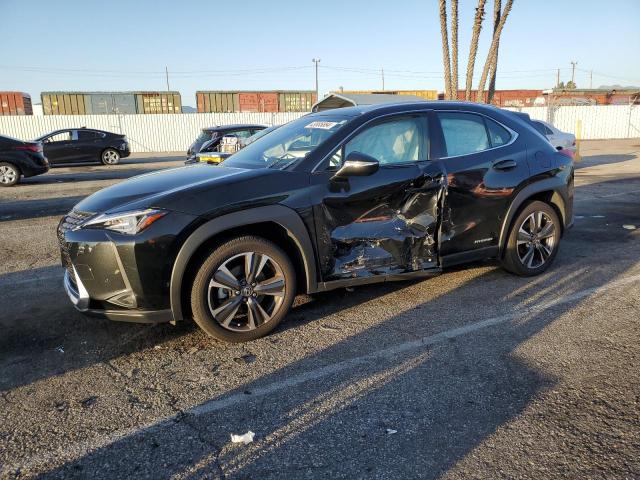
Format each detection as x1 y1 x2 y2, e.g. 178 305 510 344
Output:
498 175 570 256
169 205 318 322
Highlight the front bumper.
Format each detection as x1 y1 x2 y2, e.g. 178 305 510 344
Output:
58 209 197 324
118 144 131 158
63 259 173 323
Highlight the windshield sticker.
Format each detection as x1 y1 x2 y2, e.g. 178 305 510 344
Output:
305 121 339 130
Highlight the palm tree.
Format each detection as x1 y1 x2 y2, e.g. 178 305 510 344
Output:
476 0 514 102
465 0 487 101
487 0 501 103
439 0 453 99
450 0 459 100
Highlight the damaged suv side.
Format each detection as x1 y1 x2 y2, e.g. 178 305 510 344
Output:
59 102 573 342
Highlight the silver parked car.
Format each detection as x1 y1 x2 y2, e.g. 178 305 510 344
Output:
531 120 576 152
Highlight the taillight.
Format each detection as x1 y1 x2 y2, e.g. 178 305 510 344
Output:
14 144 42 153
558 149 574 159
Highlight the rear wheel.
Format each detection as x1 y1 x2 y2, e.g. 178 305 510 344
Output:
0 163 20 186
190 236 296 343
502 201 561 276
101 148 120 165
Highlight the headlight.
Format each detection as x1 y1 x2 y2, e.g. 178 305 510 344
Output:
82 209 167 235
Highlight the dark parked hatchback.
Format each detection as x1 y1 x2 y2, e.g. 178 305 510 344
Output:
36 128 130 165
186 124 266 161
58 102 573 342
0 134 49 186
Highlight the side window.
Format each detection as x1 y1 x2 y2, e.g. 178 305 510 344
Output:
544 124 554 135
344 117 425 165
485 118 512 147
47 131 73 143
78 130 101 141
438 112 489 157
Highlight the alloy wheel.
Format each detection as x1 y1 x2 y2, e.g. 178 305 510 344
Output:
207 252 286 332
516 211 557 269
102 150 119 164
0 165 17 185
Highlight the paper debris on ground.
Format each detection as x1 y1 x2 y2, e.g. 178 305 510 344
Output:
386 429 398 435
623 224 637 230
231 431 255 444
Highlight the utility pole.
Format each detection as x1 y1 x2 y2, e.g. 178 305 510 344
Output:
312 58 321 101
165 66 170 91
381 67 385 91
570 61 578 85
589 70 593 89
556 68 560 88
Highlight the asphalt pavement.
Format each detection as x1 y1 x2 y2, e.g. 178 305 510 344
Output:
0 142 639 479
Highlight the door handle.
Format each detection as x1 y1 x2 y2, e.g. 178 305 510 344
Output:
492 159 517 170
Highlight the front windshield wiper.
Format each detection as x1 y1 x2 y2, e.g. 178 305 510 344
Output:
267 157 299 170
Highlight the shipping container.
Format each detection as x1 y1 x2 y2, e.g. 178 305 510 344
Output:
135 92 182 114
338 90 438 100
438 90 545 107
41 91 182 115
0 92 33 115
278 91 316 112
238 92 279 112
196 91 316 113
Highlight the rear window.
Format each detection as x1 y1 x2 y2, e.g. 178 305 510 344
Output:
531 121 548 136
438 112 490 157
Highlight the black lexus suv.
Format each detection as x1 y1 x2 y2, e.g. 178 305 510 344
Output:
58 102 574 342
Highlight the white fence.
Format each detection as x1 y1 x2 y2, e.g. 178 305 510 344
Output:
0 112 307 153
0 106 638 152
506 105 639 140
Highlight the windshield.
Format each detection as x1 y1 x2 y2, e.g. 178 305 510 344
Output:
195 130 214 143
222 116 349 170
244 125 278 146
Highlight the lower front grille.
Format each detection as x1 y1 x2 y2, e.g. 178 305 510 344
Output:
57 209 94 284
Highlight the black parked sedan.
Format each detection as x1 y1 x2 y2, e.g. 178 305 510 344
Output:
36 128 130 166
58 101 573 343
0 134 49 186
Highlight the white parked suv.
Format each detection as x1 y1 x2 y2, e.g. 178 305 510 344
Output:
531 120 576 153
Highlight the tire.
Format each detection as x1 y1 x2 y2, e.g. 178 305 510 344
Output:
0 162 20 187
502 201 561 277
190 236 296 343
101 148 120 165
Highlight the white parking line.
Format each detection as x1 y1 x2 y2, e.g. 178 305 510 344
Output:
9 270 640 474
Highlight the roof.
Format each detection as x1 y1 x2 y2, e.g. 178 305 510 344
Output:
312 93 426 112
202 124 266 131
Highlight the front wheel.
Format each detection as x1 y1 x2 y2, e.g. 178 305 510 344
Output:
190 236 296 343
0 163 20 186
502 201 561 276
101 148 120 165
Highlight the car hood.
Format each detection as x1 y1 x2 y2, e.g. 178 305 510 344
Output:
73 164 308 216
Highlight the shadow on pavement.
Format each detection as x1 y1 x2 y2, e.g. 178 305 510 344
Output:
575 153 637 169
32 256 637 479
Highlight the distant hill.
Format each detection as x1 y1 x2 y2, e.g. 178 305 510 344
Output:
182 106 197 113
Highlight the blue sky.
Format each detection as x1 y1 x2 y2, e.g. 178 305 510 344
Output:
1 0 639 106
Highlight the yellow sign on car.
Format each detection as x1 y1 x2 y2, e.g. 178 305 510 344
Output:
197 152 229 164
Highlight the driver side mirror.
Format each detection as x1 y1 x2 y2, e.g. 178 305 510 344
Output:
333 151 379 179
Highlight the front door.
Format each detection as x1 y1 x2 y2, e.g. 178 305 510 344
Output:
311 113 445 282
43 130 79 164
